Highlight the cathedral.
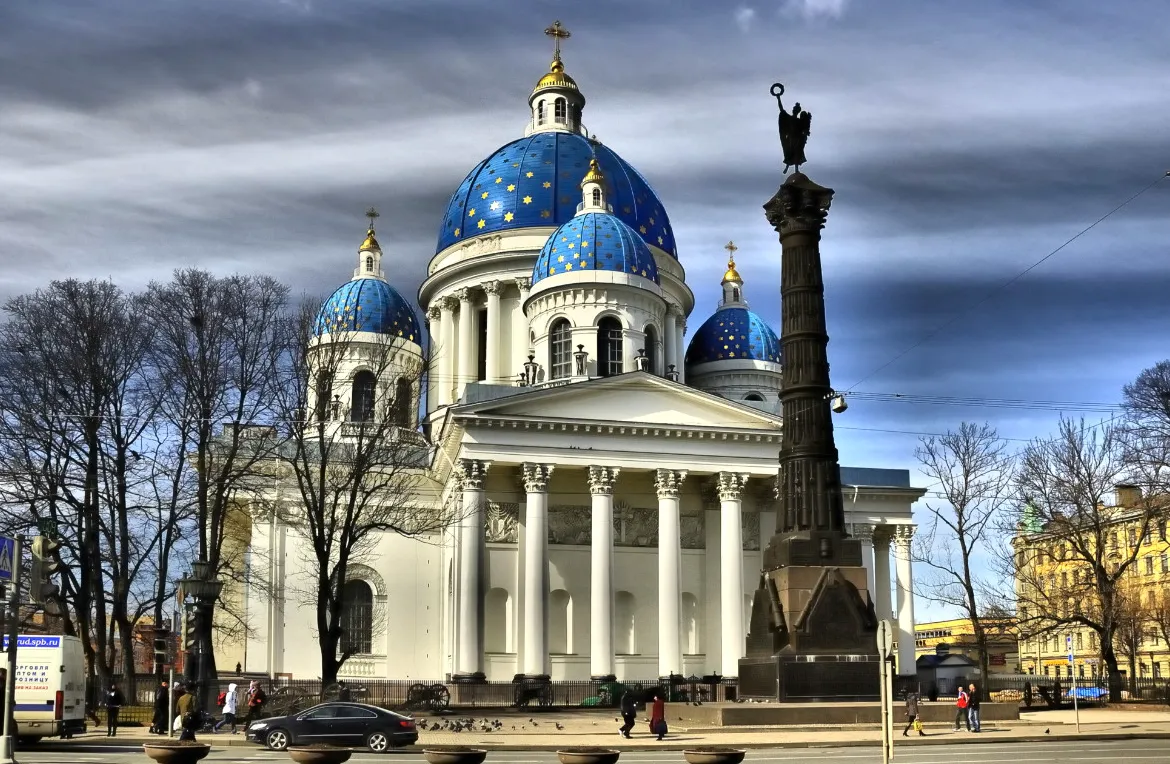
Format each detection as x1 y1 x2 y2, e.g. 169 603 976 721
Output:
237 27 926 683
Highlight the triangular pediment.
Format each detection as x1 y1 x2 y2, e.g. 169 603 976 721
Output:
454 372 783 430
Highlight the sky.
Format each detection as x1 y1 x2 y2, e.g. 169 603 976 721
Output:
3 0 1169 617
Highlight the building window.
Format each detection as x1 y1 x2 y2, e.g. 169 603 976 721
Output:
1077 633 1083 650
1161 519 1168 543
643 325 659 374
1147 556 1155 575
1129 527 1137 546
554 98 566 122
549 319 572 380
351 370 376 422
597 317 623 377
745 393 765 402
476 307 488 381
315 371 333 421
592 188 601 206
392 378 412 428
537 100 545 125
1078 664 1085 677
1162 553 1168 573
365 255 373 271
340 580 374 655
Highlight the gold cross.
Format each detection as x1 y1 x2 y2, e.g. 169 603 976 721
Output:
545 20 571 61
365 207 380 224
724 240 738 258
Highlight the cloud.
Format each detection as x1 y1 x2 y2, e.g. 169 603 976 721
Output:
735 6 757 33
782 0 848 22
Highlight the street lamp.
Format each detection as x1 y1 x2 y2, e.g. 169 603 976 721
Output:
178 560 224 714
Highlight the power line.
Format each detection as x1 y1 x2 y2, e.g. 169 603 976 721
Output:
843 172 1170 393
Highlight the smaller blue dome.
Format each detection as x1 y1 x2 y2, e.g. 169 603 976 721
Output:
314 278 421 342
685 307 781 365
532 212 659 286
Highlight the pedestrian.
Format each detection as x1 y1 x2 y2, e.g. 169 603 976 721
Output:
338 680 352 702
618 689 637 738
649 693 667 741
953 685 970 732
214 683 239 734
104 682 125 737
150 680 169 734
243 680 267 727
966 683 982 732
902 690 925 737
176 686 197 742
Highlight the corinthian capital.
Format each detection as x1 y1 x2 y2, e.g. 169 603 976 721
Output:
717 472 750 502
426 305 442 323
892 524 916 547
655 468 687 499
454 287 473 303
514 276 531 292
763 173 835 236
455 459 490 491
522 462 554 493
849 523 876 543
588 466 620 495
484 280 503 297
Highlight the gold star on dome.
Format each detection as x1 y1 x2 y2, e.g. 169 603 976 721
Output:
507 184 516 191
523 195 533 204
639 225 647 234
557 255 565 263
565 263 573 270
481 191 489 199
567 242 574 249
581 241 588 247
541 209 551 218
504 211 514 221
526 171 534 178
495 177 503 184
490 201 501 210
543 181 552 188
649 217 655 225
658 236 664 245
477 219 486 229
468 208 476 217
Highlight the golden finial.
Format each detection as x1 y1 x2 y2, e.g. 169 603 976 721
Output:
545 20 570 62
721 240 742 284
534 20 579 93
581 157 605 186
359 207 381 252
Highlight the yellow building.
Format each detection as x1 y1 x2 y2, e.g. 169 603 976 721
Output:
915 617 1020 674
1013 484 1170 681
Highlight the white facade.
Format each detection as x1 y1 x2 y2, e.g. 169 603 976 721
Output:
239 34 927 682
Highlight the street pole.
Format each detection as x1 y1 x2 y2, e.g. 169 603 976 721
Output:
168 664 175 739
1067 634 1080 733
876 619 894 764
1 534 25 764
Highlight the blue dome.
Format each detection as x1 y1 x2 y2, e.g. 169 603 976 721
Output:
532 212 660 286
435 133 676 257
314 278 421 342
685 307 781 366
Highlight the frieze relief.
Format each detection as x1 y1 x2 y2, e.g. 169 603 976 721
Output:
743 512 761 551
484 500 711 549
485 501 519 543
549 505 592 545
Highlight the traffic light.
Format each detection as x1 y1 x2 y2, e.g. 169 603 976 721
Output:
182 609 198 655
153 628 172 664
29 535 62 604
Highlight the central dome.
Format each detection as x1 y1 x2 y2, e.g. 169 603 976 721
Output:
435 133 676 257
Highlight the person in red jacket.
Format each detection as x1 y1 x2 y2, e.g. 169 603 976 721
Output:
649 693 667 741
953 686 971 732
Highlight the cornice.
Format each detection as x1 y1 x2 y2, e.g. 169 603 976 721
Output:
452 412 782 444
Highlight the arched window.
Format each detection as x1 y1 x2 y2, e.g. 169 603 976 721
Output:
597 317 623 377
554 98 566 122
591 188 601 206
537 100 545 125
732 287 741 302
550 589 572 654
340 580 373 655
351 371 376 422
315 371 333 422
615 591 636 654
744 393 764 402
549 319 572 380
484 588 513 653
365 255 373 271
643 326 659 375
392 378 412 427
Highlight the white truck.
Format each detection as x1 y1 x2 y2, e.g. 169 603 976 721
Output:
1 634 87 740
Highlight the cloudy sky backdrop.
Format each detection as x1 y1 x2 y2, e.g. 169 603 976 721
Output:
4 0 1169 611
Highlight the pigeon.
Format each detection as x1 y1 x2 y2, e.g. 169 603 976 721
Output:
555 723 564 731
1044 728 1050 734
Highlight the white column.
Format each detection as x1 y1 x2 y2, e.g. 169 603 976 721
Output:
456 288 474 397
656 468 686 677
513 277 531 381
425 305 441 414
438 297 457 407
675 318 687 383
454 459 490 678
622 329 640 372
893 525 918 676
852 523 877 606
663 307 678 378
521 462 554 677
873 528 892 622
484 281 502 383
588 466 619 680
718 472 749 676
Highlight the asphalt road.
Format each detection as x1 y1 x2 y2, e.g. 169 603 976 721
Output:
12 740 1170 763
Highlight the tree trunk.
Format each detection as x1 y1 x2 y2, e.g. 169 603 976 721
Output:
1101 641 1124 702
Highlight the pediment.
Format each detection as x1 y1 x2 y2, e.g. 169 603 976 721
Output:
454 373 783 431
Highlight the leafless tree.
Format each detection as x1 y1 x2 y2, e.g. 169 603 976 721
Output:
272 299 446 684
913 422 1015 680
1111 582 1152 694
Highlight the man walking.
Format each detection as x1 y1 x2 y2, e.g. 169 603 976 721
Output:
953 685 970 732
967 683 982 732
617 689 637 738
150 680 169 734
104 683 125 737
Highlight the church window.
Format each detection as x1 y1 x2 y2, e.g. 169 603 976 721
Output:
597 317 622 377
392 378 412 428
315 371 333 421
351 370 377 422
554 98 566 123
732 287 741 302
643 325 659 375
549 319 572 380
537 100 546 125
340 579 374 655
476 308 488 382
591 188 601 206
745 393 764 402
365 255 373 271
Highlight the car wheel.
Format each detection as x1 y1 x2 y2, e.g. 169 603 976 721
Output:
366 730 391 753
265 729 290 751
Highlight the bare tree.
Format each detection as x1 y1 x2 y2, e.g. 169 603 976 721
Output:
913 422 1015 680
1012 416 1160 701
272 299 444 683
1111 582 1152 694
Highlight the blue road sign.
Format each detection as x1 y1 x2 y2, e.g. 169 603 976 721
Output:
0 536 14 582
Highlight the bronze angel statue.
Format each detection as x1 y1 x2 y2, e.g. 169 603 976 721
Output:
771 83 811 173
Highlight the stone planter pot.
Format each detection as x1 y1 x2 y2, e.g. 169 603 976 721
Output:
682 749 746 764
423 747 489 764
142 742 212 764
287 747 353 764
557 748 621 764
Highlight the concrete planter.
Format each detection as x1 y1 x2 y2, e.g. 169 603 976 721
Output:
557 748 621 764
682 749 746 764
423 748 489 764
287 747 353 764
142 742 212 764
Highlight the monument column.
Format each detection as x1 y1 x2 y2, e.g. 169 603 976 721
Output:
718 472 750 676
893 525 918 676
521 462 554 677
484 281 502 383
852 523 878 604
656 468 687 677
873 528 892 621
454 459 490 680
588 466 620 681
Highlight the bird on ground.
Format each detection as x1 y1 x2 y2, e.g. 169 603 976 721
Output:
555 722 564 730
1044 728 1050 734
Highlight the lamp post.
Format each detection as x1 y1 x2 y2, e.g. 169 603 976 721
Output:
178 560 224 714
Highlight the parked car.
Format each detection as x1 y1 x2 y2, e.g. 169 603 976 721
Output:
247 702 417 752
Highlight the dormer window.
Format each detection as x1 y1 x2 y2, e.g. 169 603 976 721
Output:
538 100 546 125
592 188 601 206
365 255 373 272
555 98 566 123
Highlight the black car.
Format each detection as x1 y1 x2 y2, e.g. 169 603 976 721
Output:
247 702 418 752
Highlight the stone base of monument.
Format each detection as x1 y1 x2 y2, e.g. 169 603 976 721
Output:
666 701 1020 727
738 654 882 701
